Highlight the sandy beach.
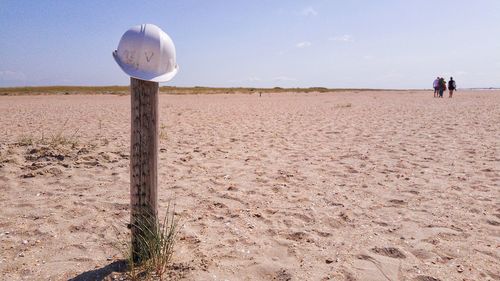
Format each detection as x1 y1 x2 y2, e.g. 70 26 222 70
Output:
0 90 499 281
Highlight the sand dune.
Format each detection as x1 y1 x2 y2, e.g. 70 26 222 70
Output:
0 90 499 280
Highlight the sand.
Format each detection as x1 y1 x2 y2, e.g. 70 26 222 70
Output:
0 90 498 281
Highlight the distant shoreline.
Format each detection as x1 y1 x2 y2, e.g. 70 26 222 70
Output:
0 86 431 96
0 86 498 96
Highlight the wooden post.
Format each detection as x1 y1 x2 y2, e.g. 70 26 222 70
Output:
130 77 159 262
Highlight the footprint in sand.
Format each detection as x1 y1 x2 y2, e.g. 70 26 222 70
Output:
414 276 441 281
370 247 406 259
354 253 402 281
388 199 407 206
486 219 500 226
353 247 406 281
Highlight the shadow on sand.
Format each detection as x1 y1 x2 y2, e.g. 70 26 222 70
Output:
68 260 127 281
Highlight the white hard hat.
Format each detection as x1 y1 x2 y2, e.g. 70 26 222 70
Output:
113 24 178 82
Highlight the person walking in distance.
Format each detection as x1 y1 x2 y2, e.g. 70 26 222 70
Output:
433 77 440 98
448 77 457 98
439 77 446 98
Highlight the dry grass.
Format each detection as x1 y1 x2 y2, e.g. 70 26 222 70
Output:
24 133 78 149
334 103 352 108
0 86 128 95
17 135 35 146
159 124 167 140
17 120 79 148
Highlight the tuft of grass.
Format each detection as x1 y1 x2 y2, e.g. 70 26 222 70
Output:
16 119 79 149
125 204 180 281
334 103 352 108
159 124 168 140
17 135 35 146
44 132 79 148
45 119 80 147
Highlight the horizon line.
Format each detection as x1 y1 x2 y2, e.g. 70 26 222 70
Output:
1 85 499 92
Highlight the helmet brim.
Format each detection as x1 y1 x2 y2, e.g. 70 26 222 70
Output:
113 51 178 83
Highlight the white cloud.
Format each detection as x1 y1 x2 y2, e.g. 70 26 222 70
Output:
246 76 262 82
301 7 318 16
228 76 262 83
329 35 353 42
273 76 296 82
228 76 296 84
296 41 312 48
379 73 405 80
0 70 26 81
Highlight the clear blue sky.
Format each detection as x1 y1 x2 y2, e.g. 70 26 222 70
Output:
1 0 499 88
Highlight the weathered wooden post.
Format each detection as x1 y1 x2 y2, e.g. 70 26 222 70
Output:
113 23 178 263
130 77 159 261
